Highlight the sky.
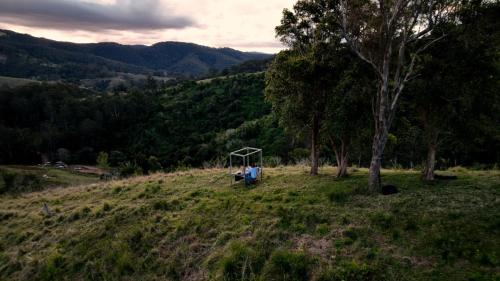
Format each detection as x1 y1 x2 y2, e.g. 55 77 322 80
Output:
0 0 294 54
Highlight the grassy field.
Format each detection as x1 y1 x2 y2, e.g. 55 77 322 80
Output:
0 76 39 88
0 166 499 280
0 166 100 193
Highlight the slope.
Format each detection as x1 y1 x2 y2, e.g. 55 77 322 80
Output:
0 166 499 280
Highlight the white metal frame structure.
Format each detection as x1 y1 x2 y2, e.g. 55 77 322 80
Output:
229 147 263 186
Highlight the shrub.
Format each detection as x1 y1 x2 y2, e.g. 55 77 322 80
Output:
264 156 282 168
148 156 162 172
153 200 169 211
0 170 16 193
96 152 109 168
202 156 227 169
315 223 330 236
328 189 349 204
317 262 382 281
370 212 394 230
103 203 112 212
120 161 143 178
40 252 65 281
343 228 358 241
289 148 310 163
218 241 265 281
262 250 313 281
109 150 127 166
20 174 41 192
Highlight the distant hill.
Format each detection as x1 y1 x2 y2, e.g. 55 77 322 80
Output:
0 30 271 80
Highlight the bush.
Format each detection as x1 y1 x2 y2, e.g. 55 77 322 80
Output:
264 156 282 168
317 262 382 281
109 151 127 167
289 148 310 163
370 212 394 230
120 162 142 178
96 152 109 168
147 156 162 172
218 241 265 281
40 252 65 281
153 200 169 211
0 170 16 194
328 189 349 204
262 250 313 281
20 174 41 192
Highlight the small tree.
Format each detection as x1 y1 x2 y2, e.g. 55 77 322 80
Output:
331 0 457 191
324 57 373 177
269 0 348 175
96 152 109 168
266 50 329 175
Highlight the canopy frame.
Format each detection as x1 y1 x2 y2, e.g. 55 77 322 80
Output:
229 147 263 186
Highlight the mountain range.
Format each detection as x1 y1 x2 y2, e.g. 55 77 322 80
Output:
0 29 271 80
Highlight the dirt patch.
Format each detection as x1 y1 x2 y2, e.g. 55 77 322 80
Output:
72 166 107 175
293 234 331 258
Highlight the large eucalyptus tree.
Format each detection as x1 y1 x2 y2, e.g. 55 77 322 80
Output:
331 0 458 191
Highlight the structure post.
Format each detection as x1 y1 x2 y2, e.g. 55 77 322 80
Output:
229 154 233 185
260 150 263 180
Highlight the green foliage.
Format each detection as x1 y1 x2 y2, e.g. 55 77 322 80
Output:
218 242 266 281
264 156 282 168
0 169 16 193
328 189 350 204
109 151 127 167
120 162 143 178
317 262 383 281
147 156 162 173
370 212 395 230
40 252 65 281
262 250 313 281
96 152 109 168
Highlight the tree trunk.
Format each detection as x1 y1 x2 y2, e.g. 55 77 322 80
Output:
337 153 348 178
331 137 349 178
421 119 440 181
310 115 320 175
423 143 437 181
368 111 390 193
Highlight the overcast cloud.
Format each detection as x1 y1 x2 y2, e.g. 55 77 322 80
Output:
0 0 194 30
0 0 294 53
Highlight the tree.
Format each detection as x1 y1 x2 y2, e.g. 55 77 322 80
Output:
409 1 500 180
331 0 457 191
269 0 348 175
324 51 373 177
266 50 330 175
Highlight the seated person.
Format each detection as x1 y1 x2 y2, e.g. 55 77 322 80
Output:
245 163 259 184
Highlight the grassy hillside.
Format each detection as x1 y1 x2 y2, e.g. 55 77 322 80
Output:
0 166 100 193
0 76 39 88
0 166 499 280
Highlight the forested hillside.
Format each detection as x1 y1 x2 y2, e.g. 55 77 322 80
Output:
0 69 498 173
0 74 287 170
0 30 270 79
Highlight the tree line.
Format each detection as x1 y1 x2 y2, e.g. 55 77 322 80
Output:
265 0 499 191
0 1 498 187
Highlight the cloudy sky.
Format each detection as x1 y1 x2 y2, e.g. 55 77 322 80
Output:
0 0 294 53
